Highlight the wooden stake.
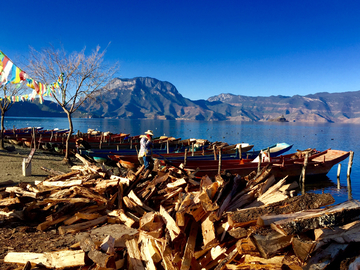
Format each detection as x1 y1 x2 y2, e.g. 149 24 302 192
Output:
191 142 194 156
347 151 354 178
218 148 222 175
184 149 188 166
337 164 341 189
300 152 309 195
238 145 242 160
167 140 169 154
257 152 262 176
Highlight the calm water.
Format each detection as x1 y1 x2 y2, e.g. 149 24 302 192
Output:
4 117 359 204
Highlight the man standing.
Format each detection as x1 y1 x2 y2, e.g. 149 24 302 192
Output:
138 130 153 170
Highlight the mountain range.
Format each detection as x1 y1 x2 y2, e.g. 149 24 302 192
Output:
7 77 360 123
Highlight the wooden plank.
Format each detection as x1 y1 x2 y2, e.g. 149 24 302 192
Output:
5 187 38 199
4 250 85 268
42 179 83 188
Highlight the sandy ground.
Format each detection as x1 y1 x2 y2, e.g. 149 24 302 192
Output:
0 143 79 185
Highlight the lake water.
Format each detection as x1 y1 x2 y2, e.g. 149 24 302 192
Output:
4 117 359 204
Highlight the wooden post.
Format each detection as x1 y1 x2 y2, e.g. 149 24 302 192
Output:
347 151 354 178
347 151 354 200
300 152 309 195
213 148 217 161
238 145 242 160
257 152 262 176
167 140 169 154
337 164 341 189
191 142 194 156
184 149 188 166
218 148 222 175
130 138 133 149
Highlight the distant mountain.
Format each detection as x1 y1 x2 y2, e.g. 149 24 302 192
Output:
77 77 226 121
7 77 360 123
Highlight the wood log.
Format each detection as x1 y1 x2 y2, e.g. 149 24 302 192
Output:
271 200 360 236
228 193 335 226
88 249 115 268
198 245 227 269
242 254 285 265
43 170 80 182
214 248 238 270
4 250 85 268
250 230 292 259
140 238 157 270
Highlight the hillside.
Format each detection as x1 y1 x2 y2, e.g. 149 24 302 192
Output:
7 77 360 123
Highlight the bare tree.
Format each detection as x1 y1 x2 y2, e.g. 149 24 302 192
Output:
27 45 119 164
0 83 28 150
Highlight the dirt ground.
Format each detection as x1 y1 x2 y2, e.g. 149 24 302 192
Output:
0 143 82 269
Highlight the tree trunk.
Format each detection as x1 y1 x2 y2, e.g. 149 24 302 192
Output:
0 111 5 150
62 111 73 165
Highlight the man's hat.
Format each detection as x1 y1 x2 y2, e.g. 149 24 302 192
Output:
145 130 154 136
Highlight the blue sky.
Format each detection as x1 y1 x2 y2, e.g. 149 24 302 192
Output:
2 0 360 100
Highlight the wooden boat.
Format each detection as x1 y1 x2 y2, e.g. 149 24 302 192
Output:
158 149 350 179
241 142 293 159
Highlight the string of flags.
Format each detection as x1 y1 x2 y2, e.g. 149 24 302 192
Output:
0 50 64 104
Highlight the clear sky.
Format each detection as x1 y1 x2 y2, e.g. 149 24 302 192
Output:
2 0 360 100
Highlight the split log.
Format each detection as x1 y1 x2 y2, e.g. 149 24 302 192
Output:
228 193 335 226
125 237 146 270
5 187 38 199
160 205 181 241
0 197 20 206
58 216 107 234
292 234 317 262
271 200 360 236
41 179 83 188
181 220 199 270
107 209 136 228
202 215 218 249
4 250 85 268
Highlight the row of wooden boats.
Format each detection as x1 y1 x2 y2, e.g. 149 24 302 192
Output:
3 127 350 180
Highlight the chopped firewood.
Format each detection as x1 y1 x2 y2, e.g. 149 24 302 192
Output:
4 250 85 268
44 170 80 182
242 254 285 265
128 190 155 212
37 215 71 231
41 166 66 176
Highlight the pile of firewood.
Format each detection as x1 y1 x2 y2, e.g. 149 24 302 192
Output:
1 153 360 269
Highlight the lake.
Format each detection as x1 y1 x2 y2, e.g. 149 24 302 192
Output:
4 117 359 204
